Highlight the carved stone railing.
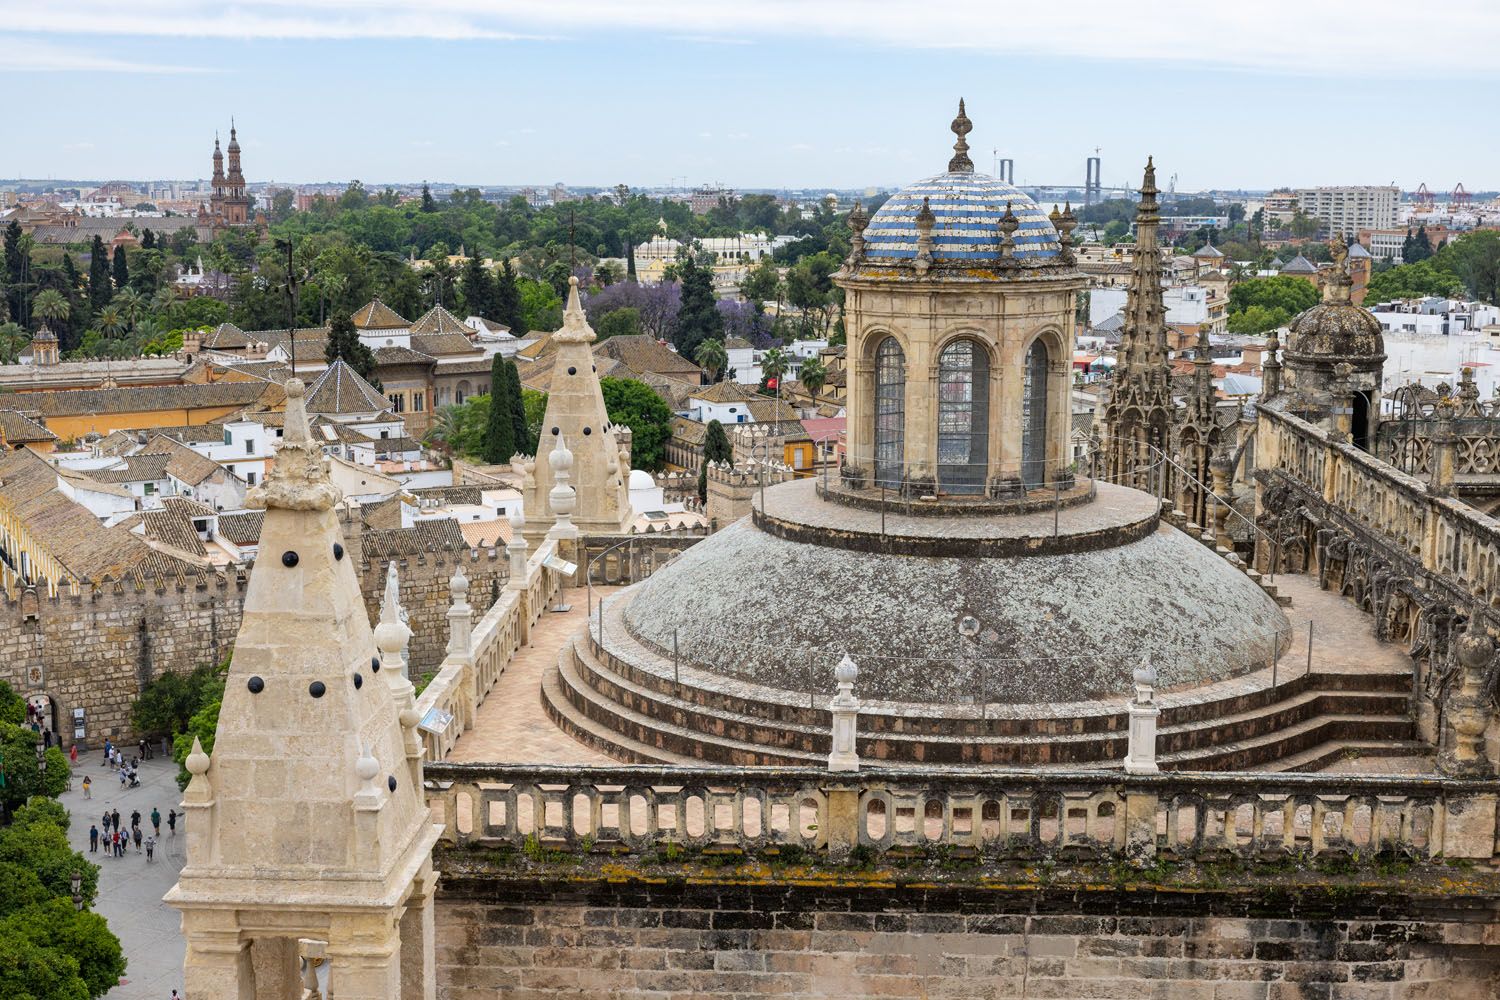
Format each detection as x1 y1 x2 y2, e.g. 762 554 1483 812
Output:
423 762 1500 863
414 538 564 763
577 533 704 587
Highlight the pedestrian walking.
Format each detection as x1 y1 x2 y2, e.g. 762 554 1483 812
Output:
101 810 111 834
89 825 98 853
82 775 92 799
111 831 121 857
145 835 155 862
151 807 161 837
102 739 112 766
168 809 177 836
69 743 78 765
111 809 120 834
133 827 142 853
131 810 141 831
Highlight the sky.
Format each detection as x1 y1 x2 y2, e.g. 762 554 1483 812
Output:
5 1 1500 193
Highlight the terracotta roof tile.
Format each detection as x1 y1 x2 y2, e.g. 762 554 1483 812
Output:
306 358 388 415
136 434 230 486
0 410 59 445
360 518 467 556
23 381 278 418
410 305 472 336
216 510 263 545
350 298 410 330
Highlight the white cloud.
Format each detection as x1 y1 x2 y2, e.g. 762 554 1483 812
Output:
6 1 1499 76
0 36 208 72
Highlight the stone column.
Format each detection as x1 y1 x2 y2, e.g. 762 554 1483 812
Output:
827 654 860 772
399 862 439 1000
1439 628 1495 777
445 566 475 731
250 937 303 999
182 920 254 1000
324 915 403 1000
1430 398 1457 498
1123 657 1160 776
1210 455 1232 550
182 736 216 866
505 508 530 592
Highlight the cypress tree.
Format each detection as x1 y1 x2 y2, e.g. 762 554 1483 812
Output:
324 312 380 387
674 252 722 358
697 461 708 504
495 259 524 334
704 419 732 464
460 255 497 320
112 245 129 291
504 359 530 454
88 236 111 312
481 353 516 463
141 229 156 250
3 220 24 324
625 240 637 282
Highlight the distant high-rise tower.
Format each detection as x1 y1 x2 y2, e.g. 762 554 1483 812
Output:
1084 155 1102 207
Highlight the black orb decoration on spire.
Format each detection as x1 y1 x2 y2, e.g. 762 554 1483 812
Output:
948 98 974 173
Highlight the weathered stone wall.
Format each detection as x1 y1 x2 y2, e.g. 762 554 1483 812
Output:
435 882 1500 999
0 540 509 748
0 575 247 747
352 547 510 678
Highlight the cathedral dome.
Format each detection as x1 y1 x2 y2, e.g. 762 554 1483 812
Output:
862 172 1061 265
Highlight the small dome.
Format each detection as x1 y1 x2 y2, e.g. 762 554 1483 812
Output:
863 172 1060 265
1194 243 1224 258
628 469 655 491
1285 302 1384 364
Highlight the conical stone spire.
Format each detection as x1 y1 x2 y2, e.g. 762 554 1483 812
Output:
168 376 440 999
524 277 632 538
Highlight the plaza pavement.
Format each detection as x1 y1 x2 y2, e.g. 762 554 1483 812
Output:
60 750 187 1000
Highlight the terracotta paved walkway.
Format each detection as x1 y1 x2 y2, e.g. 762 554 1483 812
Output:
448 587 620 765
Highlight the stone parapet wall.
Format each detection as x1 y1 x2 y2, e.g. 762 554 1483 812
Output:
434 881 1500 999
0 540 510 748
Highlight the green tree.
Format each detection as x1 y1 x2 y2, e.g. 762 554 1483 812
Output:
600 377 672 471
1227 275 1320 332
673 251 722 357
0 723 70 818
324 312 380 386
131 664 224 740
0 681 23 725
32 288 68 330
0 323 25 365
171 696 221 791
481 354 517 463
760 347 790 391
798 355 828 396
1403 226 1434 264
95 307 124 341
87 237 111 314
596 307 642 341
1289 211 1320 240
113 287 144 330
1433 230 1500 304
693 338 727 382
503 359 531 455
703 419 732 464
518 277 562 332
1364 259 1465 303
495 259 524 333
459 255 498 320
740 256 781 310
420 183 438 213
111 246 128 291
523 389 547 447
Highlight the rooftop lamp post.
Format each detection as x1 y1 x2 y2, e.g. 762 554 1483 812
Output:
70 871 83 911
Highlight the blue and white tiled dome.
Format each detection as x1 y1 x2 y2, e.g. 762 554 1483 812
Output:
863 172 1061 265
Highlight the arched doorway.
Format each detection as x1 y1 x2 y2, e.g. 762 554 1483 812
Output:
936 339 990 494
1352 389 1371 451
873 337 905 487
1021 338 1050 488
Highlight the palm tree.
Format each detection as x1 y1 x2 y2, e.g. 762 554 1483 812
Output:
0 322 26 364
761 347 789 387
134 317 164 352
150 287 177 318
114 288 145 330
693 338 728 383
799 356 828 397
97 306 125 340
422 405 463 465
33 289 69 328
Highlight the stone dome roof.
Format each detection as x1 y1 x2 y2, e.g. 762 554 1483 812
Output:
862 172 1061 265
1285 303 1384 366
620 483 1288 705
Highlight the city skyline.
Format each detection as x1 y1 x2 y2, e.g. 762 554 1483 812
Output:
5 1 1500 192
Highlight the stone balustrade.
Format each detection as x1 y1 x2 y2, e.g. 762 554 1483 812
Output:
1259 404 1500 601
577 534 703 587
413 538 564 763
423 761 1500 863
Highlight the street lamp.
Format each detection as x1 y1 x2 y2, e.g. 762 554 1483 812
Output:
70 871 82 911
34 739 45 776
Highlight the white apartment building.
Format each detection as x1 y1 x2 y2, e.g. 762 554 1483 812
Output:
1295 186 1399 239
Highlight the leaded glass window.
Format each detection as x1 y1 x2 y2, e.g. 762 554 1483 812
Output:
936 339 989 494
874 337 905 488
1021 339 1050 489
